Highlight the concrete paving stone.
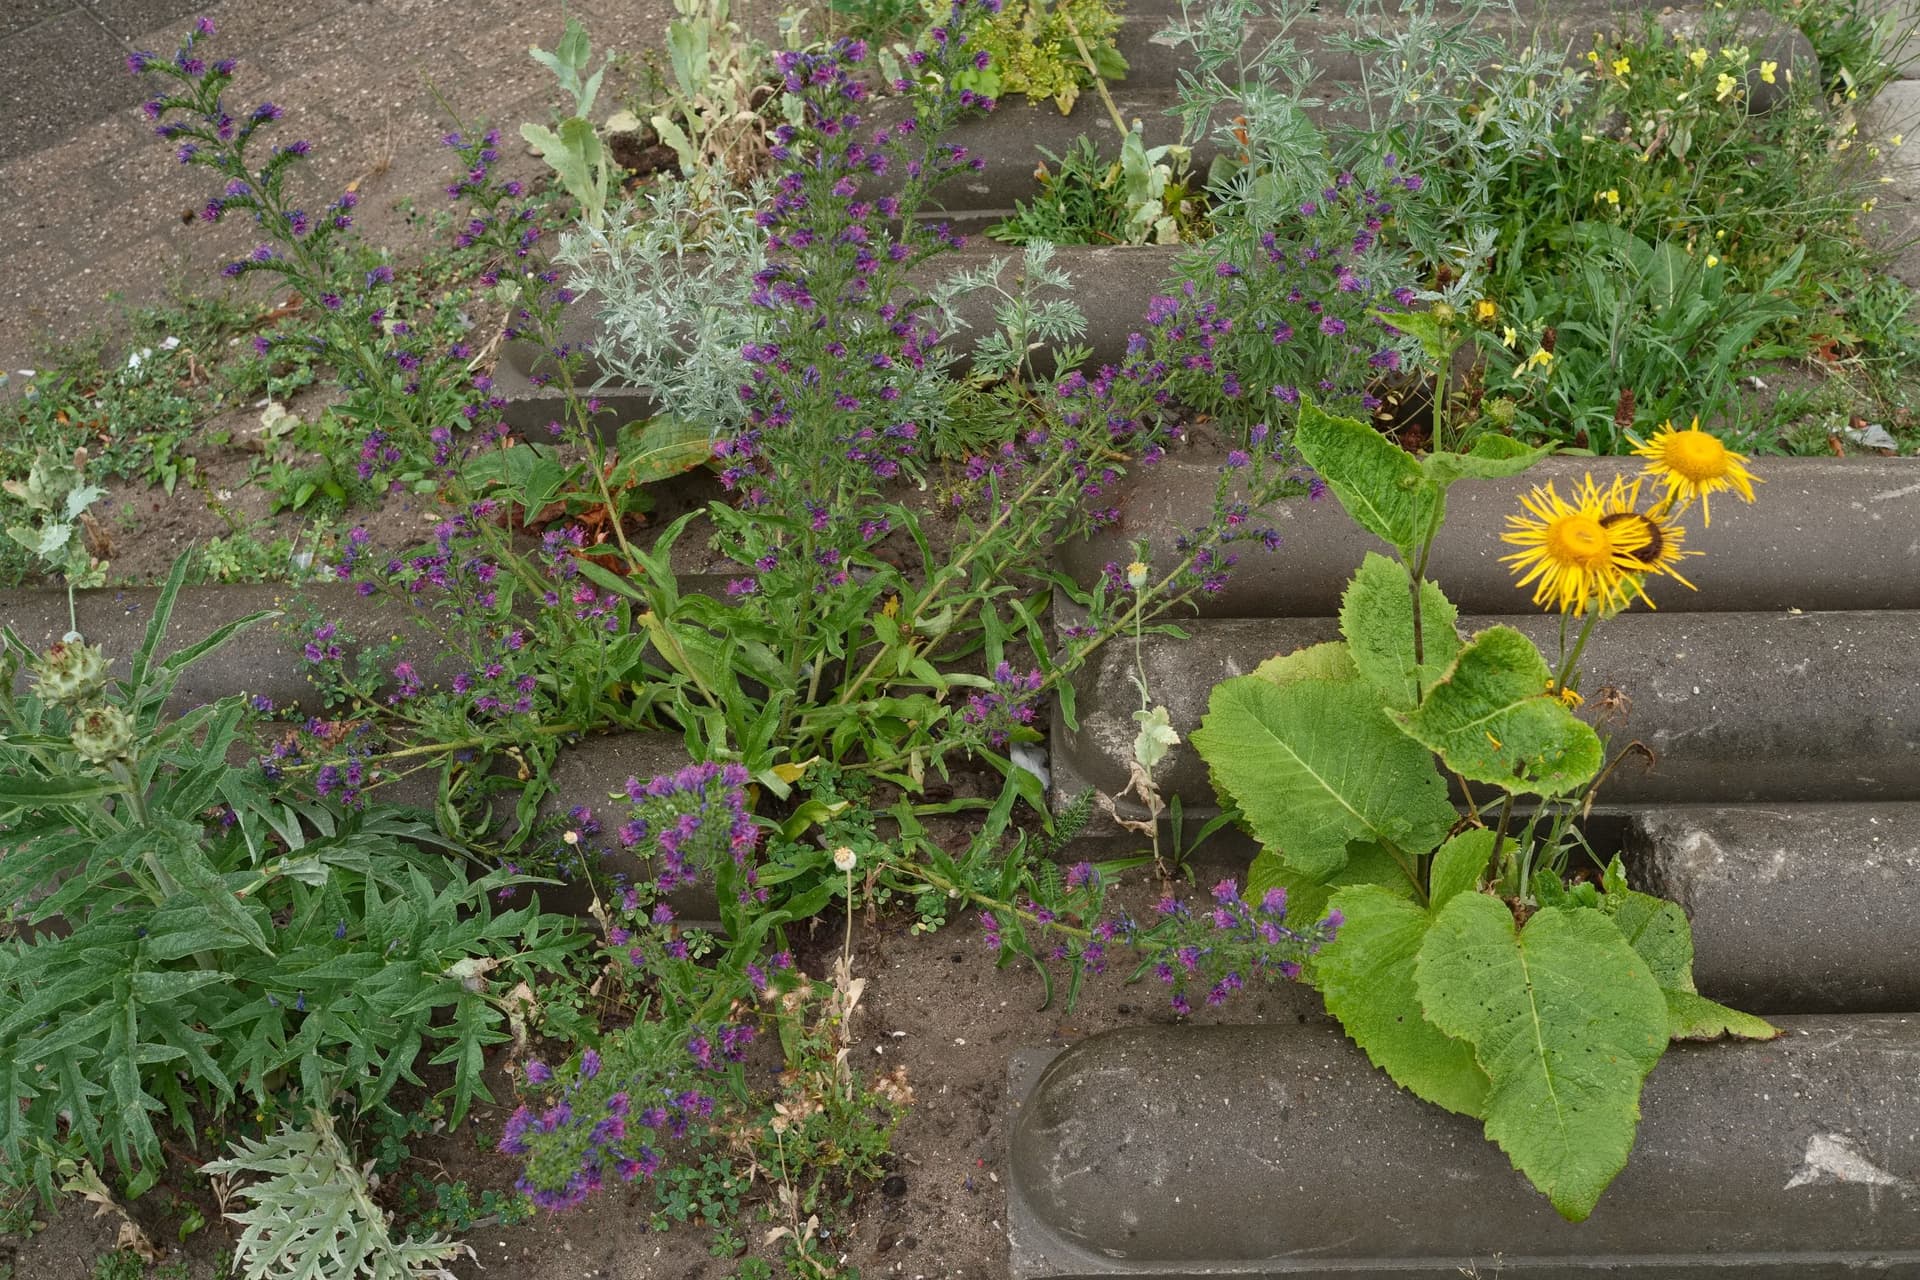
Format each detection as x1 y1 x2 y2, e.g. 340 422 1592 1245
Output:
1008 1016 1920 1278
1061 455 1920 616
84 0 212 41
1865 78 1920 193
2 0 80 40
0 9 148 164
1051 608 1920 822
1627 803 1920 1013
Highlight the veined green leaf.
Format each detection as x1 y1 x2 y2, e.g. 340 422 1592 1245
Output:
1415 894 1669 1221
1194 674 1455 880
1339 553 1461 711
1318 885 1491 1117
1293 399 1437 558
1394 627 1603 796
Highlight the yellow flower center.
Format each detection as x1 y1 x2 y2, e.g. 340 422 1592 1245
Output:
1663 430 1730 481
1544 514 1613 568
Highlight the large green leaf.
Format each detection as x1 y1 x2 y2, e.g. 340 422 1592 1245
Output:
1194 674 1456 880
1415 895 1670 1221
611 417 714 488
1250 640 1357 689
1420 436 1551 488
1394 627 1603 796
1293 400 1437 557
1339 553 1461 711
1245 840 1412 931
1428 829 1496 912
1316 885 1490 1117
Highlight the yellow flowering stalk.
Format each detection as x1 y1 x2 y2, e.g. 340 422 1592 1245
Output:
1631 418 1760 526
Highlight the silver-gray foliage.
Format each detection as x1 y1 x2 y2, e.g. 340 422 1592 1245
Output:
205 1111 469 1280
556 174 771 435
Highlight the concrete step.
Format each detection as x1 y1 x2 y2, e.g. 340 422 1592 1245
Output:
1625 803 1920 1013
1062 453 1920 616
1008 1016 1920 1278
1051 608 1920 817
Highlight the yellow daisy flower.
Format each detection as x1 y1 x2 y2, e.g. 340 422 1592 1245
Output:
1472 299 1498 323
1631 418 1760 526
1501 476 1635 615
1594 475 1697 610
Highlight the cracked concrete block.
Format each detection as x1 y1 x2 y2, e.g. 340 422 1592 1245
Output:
1062 455 1920 616
1053 609 1920 821
1627 803 1920 1012
1009 1017 1920 1278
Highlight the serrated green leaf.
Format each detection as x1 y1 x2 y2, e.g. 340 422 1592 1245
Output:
1194 674 1456 880
1415 894 1669 1221
1663 989 1781 1042
1428 829 1496 912
1245 841 1413 930
1317 884 1492 1117
1339 553 1461 711
1394 627 1604 796
1249 640 1358 689
1602 885 1695 992
1420 436 1550 488
1293 399 1437 557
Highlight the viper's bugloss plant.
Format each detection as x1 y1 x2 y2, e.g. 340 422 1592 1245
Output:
128 20 556 495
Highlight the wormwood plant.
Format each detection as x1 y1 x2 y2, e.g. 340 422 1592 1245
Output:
1192 402 1776 1220
0 555 583 1203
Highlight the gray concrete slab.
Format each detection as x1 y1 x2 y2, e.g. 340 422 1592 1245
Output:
1627 803 1920 1013
2 1 80 40
1060 454 1920 616
1052 608 1920 820
1008 1017 1920 1278
86 0 207 41
0 9 146 164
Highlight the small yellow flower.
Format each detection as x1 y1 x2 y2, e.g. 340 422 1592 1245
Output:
1893 133 1906 147
1705 253 1720 267
1759 59 1777 84
1612 56 1632 77
1502 325 1519 349
1599 188 1621 206
1472 299 1498 323
1522 347 1554 373
1586 50 1601 65
1125 561 1149 591
1632 418 1760 526
1689 47 1709 70
1716 72 1738 101
1549 682 1586 710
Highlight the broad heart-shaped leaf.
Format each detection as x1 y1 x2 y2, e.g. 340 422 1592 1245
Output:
1251 641 1358 689
1428 829 1497 912
1246 840 1413 932
1339 553 1462 711
1193 674 1456 880
1316 885 1490 1118
1394 627 1604 797
1420 435 1551 488
1293 399 1438 558
1415 895 1670 1221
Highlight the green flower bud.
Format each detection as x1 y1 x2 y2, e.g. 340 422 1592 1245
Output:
71 704 134 764
31 640 108 707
